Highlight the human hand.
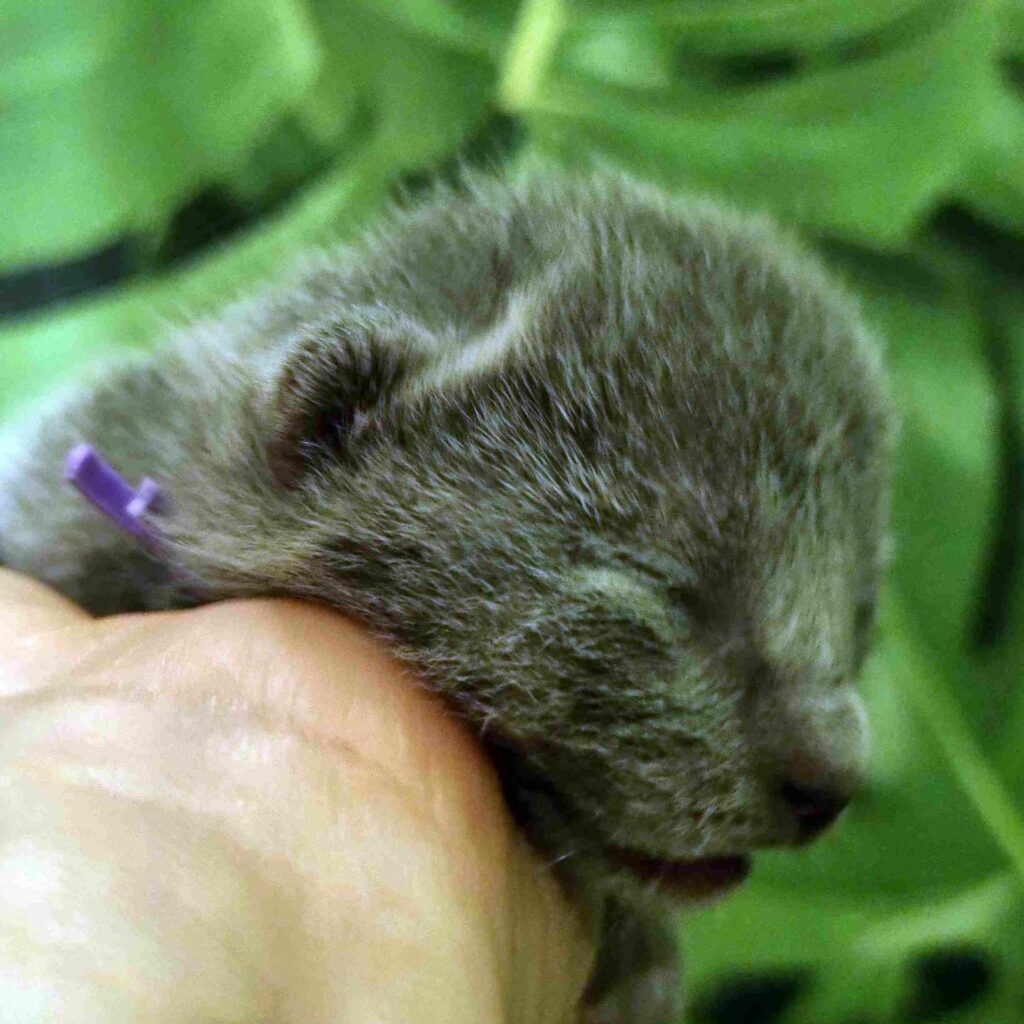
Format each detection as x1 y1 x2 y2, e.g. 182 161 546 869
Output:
0 570 596 1023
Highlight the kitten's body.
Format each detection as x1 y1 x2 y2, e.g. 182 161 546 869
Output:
0 173 891 1022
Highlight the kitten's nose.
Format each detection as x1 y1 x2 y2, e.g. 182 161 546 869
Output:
780 779 851 840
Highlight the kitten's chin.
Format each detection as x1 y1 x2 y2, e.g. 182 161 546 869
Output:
606 847 752 904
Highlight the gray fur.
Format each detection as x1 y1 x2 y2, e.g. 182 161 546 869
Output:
0 172 892 1022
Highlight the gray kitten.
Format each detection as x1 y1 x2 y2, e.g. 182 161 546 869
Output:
0 172 892 1022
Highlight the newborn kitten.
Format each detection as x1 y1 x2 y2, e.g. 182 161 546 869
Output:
0 172 892 1022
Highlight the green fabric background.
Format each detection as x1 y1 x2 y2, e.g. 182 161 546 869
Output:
2 2 1023 1020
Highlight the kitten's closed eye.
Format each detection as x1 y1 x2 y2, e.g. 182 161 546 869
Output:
605 551 710 629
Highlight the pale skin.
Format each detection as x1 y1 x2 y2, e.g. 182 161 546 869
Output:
0 570 596 1023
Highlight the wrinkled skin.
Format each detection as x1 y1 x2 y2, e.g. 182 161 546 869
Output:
0 572 597 1023
0 173 891 1021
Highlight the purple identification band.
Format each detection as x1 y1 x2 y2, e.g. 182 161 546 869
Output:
64 444 163 542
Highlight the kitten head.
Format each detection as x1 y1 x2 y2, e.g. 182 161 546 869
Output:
250 175 892 898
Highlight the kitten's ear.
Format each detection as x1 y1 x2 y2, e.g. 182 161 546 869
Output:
265 314 421 487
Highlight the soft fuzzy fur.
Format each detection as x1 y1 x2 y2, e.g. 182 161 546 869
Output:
0 172 892 1022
